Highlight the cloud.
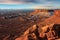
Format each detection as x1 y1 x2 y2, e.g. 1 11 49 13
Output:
0 0 60 9
11 0 34 2
0 4 60 9
0 0 60 4
0 0 39 4
0 0 23 4
29 4 60 9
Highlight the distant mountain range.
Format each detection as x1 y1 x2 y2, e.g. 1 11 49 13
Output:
0 9 54 16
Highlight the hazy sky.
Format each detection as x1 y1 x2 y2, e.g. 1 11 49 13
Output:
0 0 60 9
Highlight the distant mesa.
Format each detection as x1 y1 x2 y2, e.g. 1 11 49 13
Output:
29 9 51 18
41 9 60 25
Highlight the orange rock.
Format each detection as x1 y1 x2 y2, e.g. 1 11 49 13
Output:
54 10 60 17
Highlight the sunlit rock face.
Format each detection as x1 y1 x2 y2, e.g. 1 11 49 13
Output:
15 10 60 40
54 10 60 17
16 25 37 40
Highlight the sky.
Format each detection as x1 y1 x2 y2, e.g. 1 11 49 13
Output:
0 0 60 9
